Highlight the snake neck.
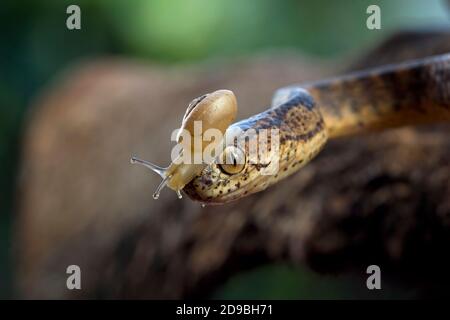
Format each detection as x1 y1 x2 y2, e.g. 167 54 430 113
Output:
305 53 450 139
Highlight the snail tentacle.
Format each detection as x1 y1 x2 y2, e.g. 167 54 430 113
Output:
152 174 172 200
130 156 167 178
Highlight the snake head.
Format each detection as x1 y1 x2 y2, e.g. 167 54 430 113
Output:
183 133 281 204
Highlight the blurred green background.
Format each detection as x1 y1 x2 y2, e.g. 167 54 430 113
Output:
1 0 449 299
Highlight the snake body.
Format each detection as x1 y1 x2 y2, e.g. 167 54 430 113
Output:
183 53 450 204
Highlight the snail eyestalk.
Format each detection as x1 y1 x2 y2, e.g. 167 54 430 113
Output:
130 155 171 199
130 156 166 178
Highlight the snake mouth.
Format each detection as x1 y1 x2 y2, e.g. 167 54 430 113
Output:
182 159 276 204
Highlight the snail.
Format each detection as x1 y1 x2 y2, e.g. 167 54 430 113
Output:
131 89 237 200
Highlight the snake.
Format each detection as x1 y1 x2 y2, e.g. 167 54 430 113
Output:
131 53 450 204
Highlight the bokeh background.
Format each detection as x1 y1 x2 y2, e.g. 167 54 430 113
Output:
1 0 449 299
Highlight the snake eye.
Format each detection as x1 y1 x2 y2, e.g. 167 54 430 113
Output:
219 146 246 174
